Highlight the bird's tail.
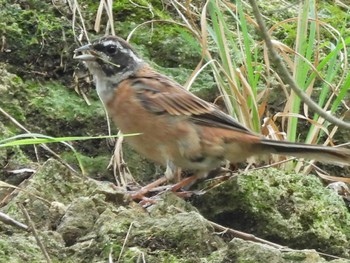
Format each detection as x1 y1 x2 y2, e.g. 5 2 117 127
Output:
258 139 350 166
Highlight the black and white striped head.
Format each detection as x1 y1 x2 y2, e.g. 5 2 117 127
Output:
74 35 143 81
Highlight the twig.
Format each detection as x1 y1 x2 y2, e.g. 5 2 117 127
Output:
0 211 28 231
19 204 52 263
209 218 347 260
173 206 284 248
117 221 135 263
208 219 285 249
248 0 350 129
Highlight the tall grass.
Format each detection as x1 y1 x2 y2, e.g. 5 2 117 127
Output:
201 0 262 132
180 0 350 172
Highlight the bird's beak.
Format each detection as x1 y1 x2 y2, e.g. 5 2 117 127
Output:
73 44 96 61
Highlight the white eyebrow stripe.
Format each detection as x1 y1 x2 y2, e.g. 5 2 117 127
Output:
100 39 143 63
102 40 118 47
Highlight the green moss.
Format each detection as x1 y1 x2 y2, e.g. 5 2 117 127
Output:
0 66 27 123
0 158 343 262
131 210 222 258
224 238 328 263
61 152 111 180
194 168 350 257
101 242 122 259
133 27 202 68
0 234 44 262
0 1 75 78
3 159 89 207
25 81 104 122
153 251 186 263
112 0 168 20
5 79 108 139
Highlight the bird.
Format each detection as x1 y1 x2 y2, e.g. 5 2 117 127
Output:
74 35 350 194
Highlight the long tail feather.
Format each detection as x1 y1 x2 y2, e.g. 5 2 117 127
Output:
259 139 350 166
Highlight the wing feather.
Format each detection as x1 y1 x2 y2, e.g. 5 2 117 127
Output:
130 71 252 134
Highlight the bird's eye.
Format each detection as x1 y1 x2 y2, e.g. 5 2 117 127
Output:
105 45 117 54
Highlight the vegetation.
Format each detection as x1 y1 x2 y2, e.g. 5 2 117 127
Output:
1 0 350 262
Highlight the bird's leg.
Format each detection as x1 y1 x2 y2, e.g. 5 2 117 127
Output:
130 176 168 200
170 175 198 192
171 171 208 192
164 160 178 180
130 160 177 201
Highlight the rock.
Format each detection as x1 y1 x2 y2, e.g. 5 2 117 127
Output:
57 197 99 246
193 168 350 257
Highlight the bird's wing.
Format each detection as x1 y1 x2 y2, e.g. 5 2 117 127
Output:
129 71 252 134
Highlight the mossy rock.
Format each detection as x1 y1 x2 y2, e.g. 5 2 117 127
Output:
210 238 332 263
0 159 221 262
0 1 76 80
193 168 350 257
0 64 27 124
0 121 36 203
0 160 346 262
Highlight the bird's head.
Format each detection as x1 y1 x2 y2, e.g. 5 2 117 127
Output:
74 35 143 81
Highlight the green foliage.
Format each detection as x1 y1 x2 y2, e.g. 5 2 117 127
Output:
204 0 262 131
198 0 350 171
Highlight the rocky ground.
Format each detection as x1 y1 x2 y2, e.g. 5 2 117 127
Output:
1 157 350 262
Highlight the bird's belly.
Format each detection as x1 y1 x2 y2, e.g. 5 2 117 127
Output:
107 92 205 168
118 114 211 169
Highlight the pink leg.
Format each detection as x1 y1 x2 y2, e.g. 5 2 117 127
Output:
130 176 168 200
